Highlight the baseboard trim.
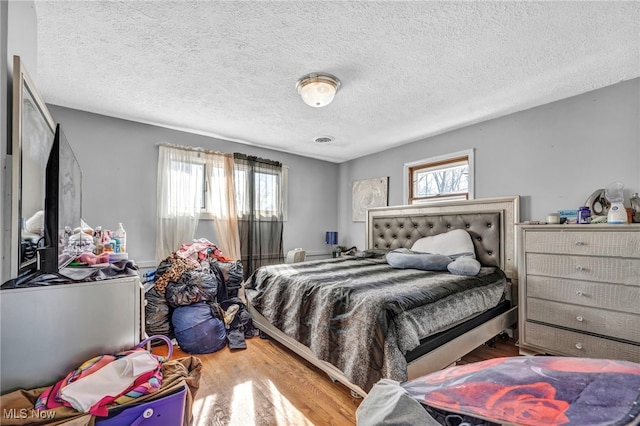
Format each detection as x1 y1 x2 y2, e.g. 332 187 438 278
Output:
136 260 157 268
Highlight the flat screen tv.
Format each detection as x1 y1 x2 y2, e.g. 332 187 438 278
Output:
40 123 83 274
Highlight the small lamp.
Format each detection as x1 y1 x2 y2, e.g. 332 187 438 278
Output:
325 231 339 258
325 231 338 245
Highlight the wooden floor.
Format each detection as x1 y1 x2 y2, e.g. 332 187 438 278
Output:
153 334 519 426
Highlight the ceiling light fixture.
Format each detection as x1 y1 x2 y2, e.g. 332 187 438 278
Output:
296 72 341 107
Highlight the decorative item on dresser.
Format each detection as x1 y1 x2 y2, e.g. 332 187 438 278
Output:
517 224 640 362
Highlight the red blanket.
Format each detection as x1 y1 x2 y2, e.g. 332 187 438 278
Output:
402 356 640 425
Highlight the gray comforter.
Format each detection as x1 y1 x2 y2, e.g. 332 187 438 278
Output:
245 256 506 391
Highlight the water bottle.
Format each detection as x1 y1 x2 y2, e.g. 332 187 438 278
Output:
114 223 127 253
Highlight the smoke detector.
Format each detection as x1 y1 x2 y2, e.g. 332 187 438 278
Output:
313 135 335 144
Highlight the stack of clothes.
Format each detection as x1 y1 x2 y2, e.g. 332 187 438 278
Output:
145 239 253 353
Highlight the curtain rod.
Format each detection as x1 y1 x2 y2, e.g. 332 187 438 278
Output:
158 142 287 167
157 142 230 156
233 152 282 167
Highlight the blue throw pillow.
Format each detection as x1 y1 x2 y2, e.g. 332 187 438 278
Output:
387 248 452 271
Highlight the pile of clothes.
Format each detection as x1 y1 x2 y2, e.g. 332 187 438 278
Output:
145 239 253 353
34 345 164 416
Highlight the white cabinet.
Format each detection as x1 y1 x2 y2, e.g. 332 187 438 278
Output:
517 224 640 362
0 275 143 393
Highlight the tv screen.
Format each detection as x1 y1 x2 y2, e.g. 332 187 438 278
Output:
44 124 82 273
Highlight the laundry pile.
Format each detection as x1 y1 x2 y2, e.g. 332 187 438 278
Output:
34 346 165 416
145 239 253 354
0 336 203 425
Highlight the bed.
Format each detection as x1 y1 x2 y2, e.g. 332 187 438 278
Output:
245 196 520 397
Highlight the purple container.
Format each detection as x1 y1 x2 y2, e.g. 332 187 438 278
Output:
577 206 591 224
95 385 187 426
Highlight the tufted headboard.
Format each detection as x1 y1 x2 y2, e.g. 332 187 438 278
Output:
366 196 520 280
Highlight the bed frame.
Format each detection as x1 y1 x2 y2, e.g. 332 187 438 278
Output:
247 196 520 397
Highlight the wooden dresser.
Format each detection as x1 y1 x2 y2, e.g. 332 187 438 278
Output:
517 224 640 362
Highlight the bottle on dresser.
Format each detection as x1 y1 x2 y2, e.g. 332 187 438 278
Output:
113 223 127 253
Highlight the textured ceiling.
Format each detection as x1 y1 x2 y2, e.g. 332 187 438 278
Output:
34 1 640 163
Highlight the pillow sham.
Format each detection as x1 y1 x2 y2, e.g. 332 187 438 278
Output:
411 229 475 259
387 248 452 271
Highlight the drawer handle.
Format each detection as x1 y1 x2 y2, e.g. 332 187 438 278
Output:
575 265 585 271
576 316 583 322
574 241 585 246
575 343 583 350
576 291 584 297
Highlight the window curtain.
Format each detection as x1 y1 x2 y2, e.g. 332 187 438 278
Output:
233 153 284 278
203 152 241 261
155 144 204 263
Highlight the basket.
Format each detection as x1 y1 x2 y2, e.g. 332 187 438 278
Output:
134 335 174 358
95 335 184 426
95 385 186 426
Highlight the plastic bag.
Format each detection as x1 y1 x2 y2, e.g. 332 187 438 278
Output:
216 260 244 298
164 269 219 308
172 302 227 354
145 287 174 339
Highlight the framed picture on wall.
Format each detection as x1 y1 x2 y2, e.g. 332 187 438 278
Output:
352 177 388 222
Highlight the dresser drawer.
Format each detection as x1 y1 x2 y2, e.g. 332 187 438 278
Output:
526 276 640 314
524 230 640 258
525 253 640 286
524 322 640 362
527 298 640 343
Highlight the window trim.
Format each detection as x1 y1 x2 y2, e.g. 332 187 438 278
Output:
198 163 221 220
403 149 475 205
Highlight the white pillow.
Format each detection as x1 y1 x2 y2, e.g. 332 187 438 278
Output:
25 210 45 235
411 229 476 259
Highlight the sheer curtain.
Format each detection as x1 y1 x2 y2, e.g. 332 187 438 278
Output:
233 153 284 278
155 144 203 263
203 152 241 260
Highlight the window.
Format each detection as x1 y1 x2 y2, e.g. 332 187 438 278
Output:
166 158 204 215
203 164 228 217
234 165 282 218
161 146 287 221
404 149 474 204
201 161 287 220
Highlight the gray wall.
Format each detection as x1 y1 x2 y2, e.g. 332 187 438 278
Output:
46 106 339 268
339 78 640 250
6 1 38 76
